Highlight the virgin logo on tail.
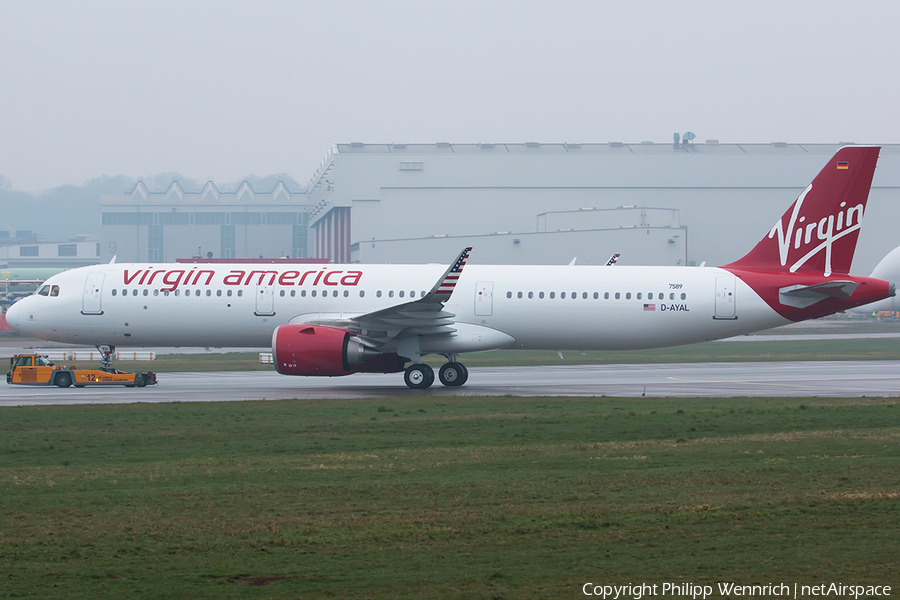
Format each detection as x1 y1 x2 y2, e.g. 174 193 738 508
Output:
767 184 864 276
725 146 879 277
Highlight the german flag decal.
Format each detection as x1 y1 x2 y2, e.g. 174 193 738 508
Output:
837 161 849 170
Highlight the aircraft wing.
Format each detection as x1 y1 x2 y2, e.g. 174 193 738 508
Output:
289 247 472 342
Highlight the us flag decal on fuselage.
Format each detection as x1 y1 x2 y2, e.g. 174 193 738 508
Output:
643 303 656 311
435 247 472 296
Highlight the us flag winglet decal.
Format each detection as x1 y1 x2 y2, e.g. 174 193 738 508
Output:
435 247 471 296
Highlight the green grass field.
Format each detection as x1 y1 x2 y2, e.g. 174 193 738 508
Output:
1 395 898 598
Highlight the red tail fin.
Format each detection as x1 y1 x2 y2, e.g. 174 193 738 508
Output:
724 146 880 276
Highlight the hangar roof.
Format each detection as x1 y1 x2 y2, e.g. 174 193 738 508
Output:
336 142 900 155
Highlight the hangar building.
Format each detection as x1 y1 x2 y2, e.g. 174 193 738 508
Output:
306 142 900 274
101 180 310 263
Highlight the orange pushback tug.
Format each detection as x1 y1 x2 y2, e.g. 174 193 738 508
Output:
6 353 157 388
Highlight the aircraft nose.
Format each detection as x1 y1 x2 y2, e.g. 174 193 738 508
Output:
5 300 29 333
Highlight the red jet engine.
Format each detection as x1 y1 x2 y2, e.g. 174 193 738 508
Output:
272 324 404 376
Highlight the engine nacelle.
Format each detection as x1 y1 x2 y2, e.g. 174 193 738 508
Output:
272 324 404 377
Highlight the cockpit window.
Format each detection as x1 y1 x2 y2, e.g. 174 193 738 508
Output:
37 285 50 296
50 285 60 297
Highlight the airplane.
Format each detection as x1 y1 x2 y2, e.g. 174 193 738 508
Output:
850 244 900 315
5 146 895 389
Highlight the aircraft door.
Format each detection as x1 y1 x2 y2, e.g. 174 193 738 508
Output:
475 281 493 316
255 284 275 316
82 273 105 315
714 276 737 320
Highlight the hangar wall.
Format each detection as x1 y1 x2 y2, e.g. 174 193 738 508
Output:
307 143 900 273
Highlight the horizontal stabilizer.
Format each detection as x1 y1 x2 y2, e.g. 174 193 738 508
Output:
779 280 858 309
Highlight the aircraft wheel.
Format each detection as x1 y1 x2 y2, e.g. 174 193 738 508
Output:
439 362 467 387
55 372 72 388
404 363 434 389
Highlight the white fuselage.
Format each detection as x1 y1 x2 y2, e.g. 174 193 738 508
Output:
7 262 787 352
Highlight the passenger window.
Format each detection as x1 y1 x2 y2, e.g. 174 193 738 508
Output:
332 290 338 297
154 289 159 296
111 289 117 297
517 292 522 299
174 290 180 297
615 292 620 299
681 293 687 300
50 286 60 297
637 293 642 300
399 291 405 298
163 290 170 296
206 290 211 297
185 289 190 296
604 292 609 299
226 290 232 297
670 293 675 300
626 292 631 300
359 291 365 298
216 290 221 297
301 290 306 297
560 292 566 299
507 291 512 299
582 292 587 299
389 291 394 298
648 293 653 300
421 291 426 297
311 290 317 297
132 289 138 296
572 292 577 300
122 289 127 296
143 289 149 297
593 292 598 299
237 290 243 297
376 291 382 298
528 292 533 299
343 290 349 297
279 290 285 297
539 292 544 299
549 292 555 299
290 290 296 297
196 290 201 297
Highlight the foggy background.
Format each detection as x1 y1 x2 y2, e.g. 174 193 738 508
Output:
2 0 899 240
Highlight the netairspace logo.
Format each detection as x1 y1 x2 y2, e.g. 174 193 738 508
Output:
581 582 892 599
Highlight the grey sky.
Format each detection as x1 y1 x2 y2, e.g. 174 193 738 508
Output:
2 0 898 192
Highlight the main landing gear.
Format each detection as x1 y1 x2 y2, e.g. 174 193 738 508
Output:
403 360 468 389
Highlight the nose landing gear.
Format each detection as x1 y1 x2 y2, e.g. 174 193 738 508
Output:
96 345 115 371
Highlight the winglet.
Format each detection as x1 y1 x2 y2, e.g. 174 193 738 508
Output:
426 247 472 301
